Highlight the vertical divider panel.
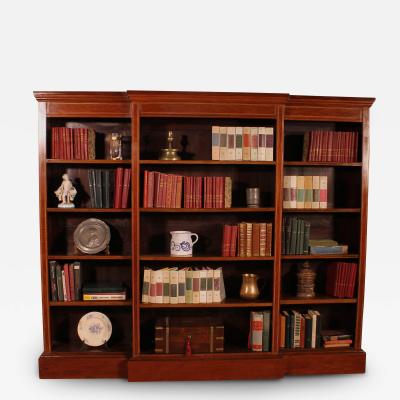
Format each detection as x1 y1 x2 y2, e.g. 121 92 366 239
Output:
39 102 51 352
272 105 285 353
131 103 141 355
355 107 370 349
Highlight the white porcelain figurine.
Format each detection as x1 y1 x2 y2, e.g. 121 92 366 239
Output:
55 174 77 208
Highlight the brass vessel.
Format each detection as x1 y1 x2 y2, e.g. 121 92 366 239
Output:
159 130 181 161
240 273 260 300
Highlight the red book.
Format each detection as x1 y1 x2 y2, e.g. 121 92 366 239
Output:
354 132 359 162
84 129 89 159
153 172 161 207
183 176 189 208
159 173 166 208
143 170 148 208
70 128 75 160
63 264 71 301
165 174 173 208
211 177 216 208
147 171 155 208
176 176 183 208
321 132 327 162
196 176 202 208
205 177 210 208
66 128 71 159
170 174 177 208
300 315 305 348
59 127 64 159
230 225 238 256
113 167 123 208
219 176 224 208
343 132 349 163
308 131 314 161
68 263 75 301
121 168 131 208
51 127 56 158
222 225 232 257
348 263 357 297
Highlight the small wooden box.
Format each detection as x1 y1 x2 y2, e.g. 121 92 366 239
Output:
155 317 224 354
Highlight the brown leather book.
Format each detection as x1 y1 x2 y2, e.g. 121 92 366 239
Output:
259 223 267 256
230 225 238 256
239 222 246 257
252 223 260 256
175 175 183 208
246 223 253 257
222 225 232 257
266 223 273 256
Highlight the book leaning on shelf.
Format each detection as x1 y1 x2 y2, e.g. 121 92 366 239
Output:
49 261 81 301
212 126 274 161
142 267 226 304
82 283 127 300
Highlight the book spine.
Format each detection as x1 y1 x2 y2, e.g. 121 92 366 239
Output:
257 127 266 161
250 311 263 351
239 222 246 257
83 294 126 300
242 127 251 160
185 270 193 304
149 270 156 303
303 221 310 254
169 269 178 304
192 270 200 303
296 175 305 208
165 174 173 209
206 268 214 303
252 223 260 257
245 223 252 257
178 269 186 303
222 224 232 257
219 127 227 160
319 175 328 208
290 218 298 255
211 126 220 160
224 177 232 208
280 313 286 348
283 176 291 209
262 310 271 352
226 126 236 160
312 175 320 209
49 261 58 301
143 170 148 208
176 175 183 208
199 269 207 303
68 263 75 301
61 269 67 302
250 127 258 161
304 176 313 208
212 268 222 302
290 176 297 208
142 268 150 303
235 127 243 160
230 225 238 257
63 264 71 301
162 269 170 304
265 127 274 161
155 269 163 304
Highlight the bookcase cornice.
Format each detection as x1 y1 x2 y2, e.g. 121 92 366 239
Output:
33 91 129 103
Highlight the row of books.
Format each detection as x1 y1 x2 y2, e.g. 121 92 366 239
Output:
303 130 359 162
280 309 321 349
248 310 271 352
281 217 310 255
283 175 328 209
141 267 226 304
51 127 95 159
309 240 349 255
326 262 357 298
143 171 232 208
211 126 274 161
82 283 127 300
222 222 273 257
321 331 353 348
87 168 131 208
49 261 81 301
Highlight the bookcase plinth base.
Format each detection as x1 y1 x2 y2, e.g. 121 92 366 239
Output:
127 350 365 381
38 352 128 379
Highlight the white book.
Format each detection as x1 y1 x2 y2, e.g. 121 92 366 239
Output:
283 175 291 209
211 126 220 160
265 127 274 161
290 175 297 208
312 176 320 209
192 270 200 304
155 269 163 304
250 311 263 352
206 268 214 303
243 127 251 160
235 127 243 160
296 175 305 209
185 268 193 304
149 269 156 303
308 310 317 349
178 269 186 303
319 175 328 209
142 268 151 303
250 127 258 161
199 269 208 303
169 269 179 304
257 127 266 161
219 127 228 160
226 127 236 160
213 267 226 303
61 270 67 302
162 268 170 304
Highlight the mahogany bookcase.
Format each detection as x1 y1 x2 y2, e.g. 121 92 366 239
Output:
34 90 374 381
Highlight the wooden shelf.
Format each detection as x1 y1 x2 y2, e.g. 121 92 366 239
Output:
140 160 276 165
48 208 131 213
283 208 360 213
281 254 359 260
140 207 275 213
284 161 362 167
140 255 274 261
280 296 357 305
140 299 272 309
47 159 131 165
49 300 132 307
279 347 355 353
48 255 131 261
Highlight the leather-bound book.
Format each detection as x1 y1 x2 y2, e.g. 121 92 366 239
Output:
153 171 161 208
121 168 131 208
238 222 246 257
304 176 313 208
73 262 81 300
95 169 103 208
175 175 183 208
219 127 228 160
302 132 310 161
68 263 75 301
196 176 203 208
88 129 96 160
143 170 148 208
266 223 273 256
252 223 260 257
250 127 258 161
155 317 224 354
265 127 274 161
262 310 271 352
165 174 173 208
63 264 71 302
230 225 238 257
222 225 232 257
211 126 220 160
49 261 58 301
246 223 253 257
224 177 232 208
113 167 123 208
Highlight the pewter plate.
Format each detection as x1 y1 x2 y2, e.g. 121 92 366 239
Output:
73 218 111 254
77 312 112 347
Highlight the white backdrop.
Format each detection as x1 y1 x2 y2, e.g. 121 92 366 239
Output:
0 0 398 398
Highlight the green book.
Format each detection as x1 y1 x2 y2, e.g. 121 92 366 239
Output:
281 218 286 255
298 219 305 255
289 218 298 255
262 310 271 352
303 222 311 254
285 218 291 255
55 263 64 301
73 262 81 300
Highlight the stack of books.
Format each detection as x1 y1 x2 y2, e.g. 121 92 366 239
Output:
49 261 81 301
82 283 127 300
283 175 328 209
51 127 96 159
222 222 273 257
249 310 271 352
281 217 310 255
326 262 358 298
143 171 232 209
309 239 348 255
280 309 321 349
303 131 359 162
141 267 226 304
322 330 353 348
212 126 274 161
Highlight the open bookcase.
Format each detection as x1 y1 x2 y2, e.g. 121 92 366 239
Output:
35 91 374 381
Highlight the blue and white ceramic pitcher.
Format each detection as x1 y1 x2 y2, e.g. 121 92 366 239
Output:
170 231 199 257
